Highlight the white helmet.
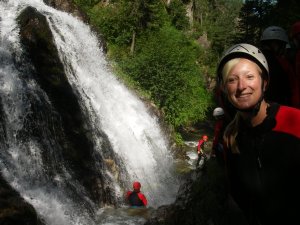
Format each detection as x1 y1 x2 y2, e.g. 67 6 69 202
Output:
213 107 224 117
217 43 269 84
260 26 289 43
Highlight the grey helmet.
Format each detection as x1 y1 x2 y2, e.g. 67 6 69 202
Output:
217 43 269 84
260 26 289 43
213 107 224 117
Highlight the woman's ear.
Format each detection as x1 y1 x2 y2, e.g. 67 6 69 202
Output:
263 79 268 92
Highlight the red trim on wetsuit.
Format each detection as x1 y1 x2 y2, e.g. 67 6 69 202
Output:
273 105 300 139
137 192 148 206
126 191 148 206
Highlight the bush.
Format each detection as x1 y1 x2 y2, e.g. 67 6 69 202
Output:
121 26 212 127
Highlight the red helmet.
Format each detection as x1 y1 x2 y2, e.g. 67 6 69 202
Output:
133 181 141 190
291 21 300 37
202 135 208 140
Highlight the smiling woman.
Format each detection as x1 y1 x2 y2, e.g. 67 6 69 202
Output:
217 43 300 225
222 58 265 111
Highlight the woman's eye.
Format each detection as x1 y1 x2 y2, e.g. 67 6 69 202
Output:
227 77 236 83
246 74 254 79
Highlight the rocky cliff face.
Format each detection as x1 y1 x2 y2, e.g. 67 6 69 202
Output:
144 159 248 225
43 0 107 52
0 93 45 224
0 175 45 225
43 0 88 22
17 5 114 205
144 160 228 225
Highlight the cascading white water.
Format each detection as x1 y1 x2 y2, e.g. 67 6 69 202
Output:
0 0 179 224
0 1 97 225
46 4 179 208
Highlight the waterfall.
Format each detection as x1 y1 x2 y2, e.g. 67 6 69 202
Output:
0 0 179 224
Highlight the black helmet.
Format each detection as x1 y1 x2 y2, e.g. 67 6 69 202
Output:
217 43 269 85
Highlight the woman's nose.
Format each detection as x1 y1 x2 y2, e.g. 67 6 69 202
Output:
237 77 247 90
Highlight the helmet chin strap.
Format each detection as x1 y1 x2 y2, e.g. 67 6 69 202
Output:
237 94 263 115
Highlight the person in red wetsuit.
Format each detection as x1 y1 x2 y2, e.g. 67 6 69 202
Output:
126 181 147 207
196 135 208 167
217 43 300 225
211 107 227 164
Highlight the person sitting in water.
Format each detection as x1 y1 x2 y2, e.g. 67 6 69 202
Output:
126 181 148 207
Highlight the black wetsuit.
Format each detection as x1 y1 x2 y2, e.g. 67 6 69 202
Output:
226 103 300 225
262 50 293 106
128 192 144 207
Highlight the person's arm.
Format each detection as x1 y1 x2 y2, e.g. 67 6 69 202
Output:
138 193 148 206
126 191 132 199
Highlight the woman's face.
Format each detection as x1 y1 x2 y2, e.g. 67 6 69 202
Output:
223 58 266 110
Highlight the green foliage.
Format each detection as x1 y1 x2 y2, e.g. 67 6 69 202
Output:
73 0 100 10
88 0 167 46
187 0 243 79
71 0 300 144
174 132 185 146
88 4 133 46
167 0 190 30
206 0 243 54
192 0 243 55
236 0 275 44
120 26 211 127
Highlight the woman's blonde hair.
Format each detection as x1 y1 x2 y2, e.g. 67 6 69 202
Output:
221 58 263 86
221 58 241 85
223 113 241 154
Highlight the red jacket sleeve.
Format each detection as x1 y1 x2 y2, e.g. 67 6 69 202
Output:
138 193 148 206
197 139 204 152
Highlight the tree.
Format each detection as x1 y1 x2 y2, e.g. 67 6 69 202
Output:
270 0 300 31
121 26 211 126
88 0 167 49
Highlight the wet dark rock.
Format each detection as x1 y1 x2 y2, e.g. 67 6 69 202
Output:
43 0 88 22
0 97 44 224
1 91 45 224
43 0 107 53
17 5 115 205
0 175 45 225
145 159 247 225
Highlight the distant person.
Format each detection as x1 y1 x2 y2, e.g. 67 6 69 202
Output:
217 43 300 225
260 26 300 107
211 107 226 163
196 135 208 167
214 82 237 123
290 21 300 108
126 181 147 207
